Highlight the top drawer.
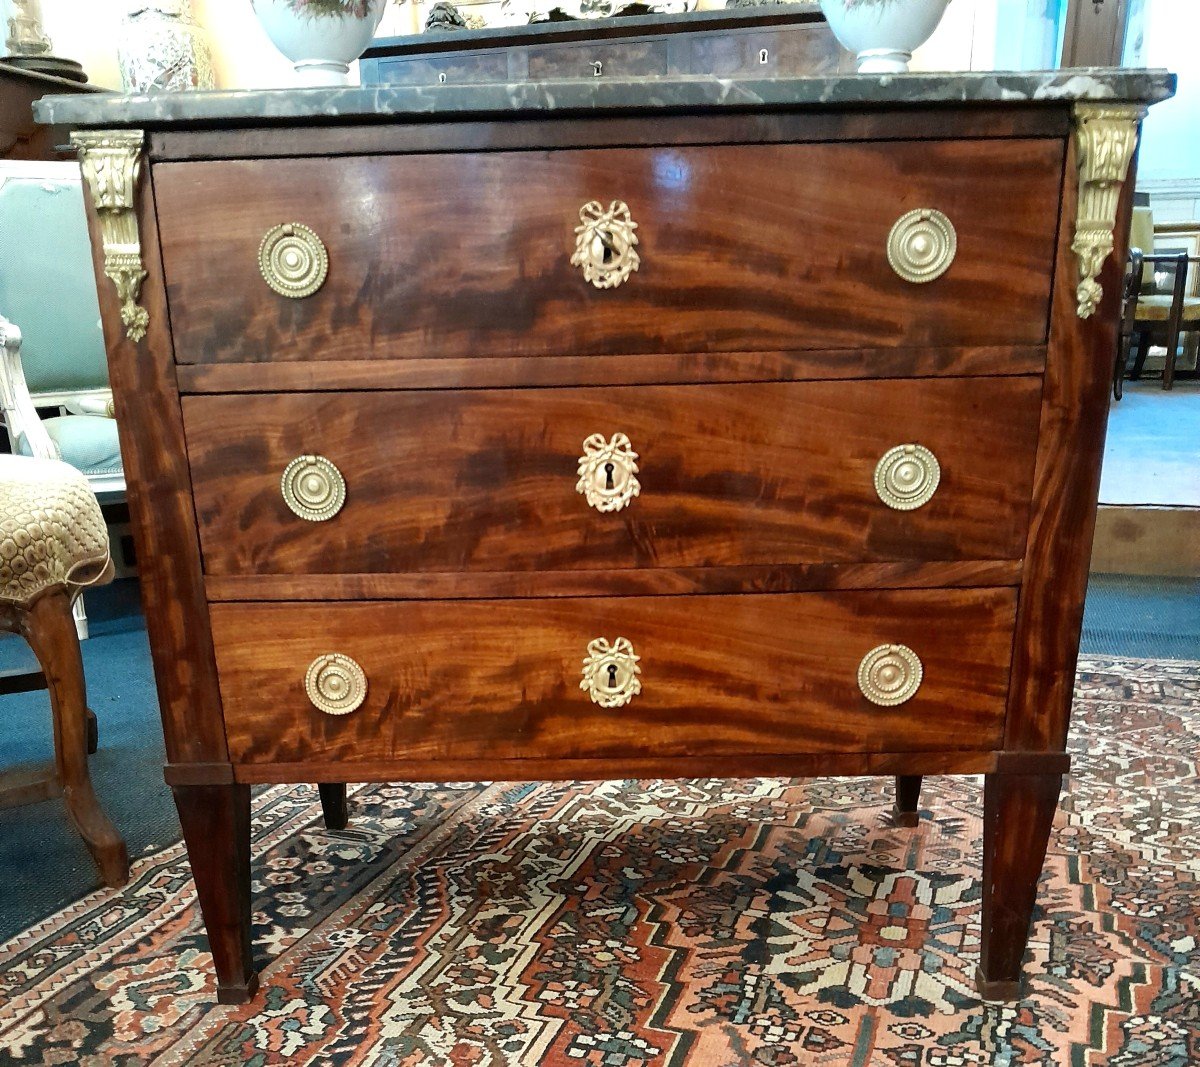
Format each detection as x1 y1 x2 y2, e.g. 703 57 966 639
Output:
153 139 1064 365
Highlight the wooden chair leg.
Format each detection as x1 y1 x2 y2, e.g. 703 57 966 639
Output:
318 782 349 830
86 707 98 755
21 591 128 888
977 771 1062 1001
893 774 923 827
1130 328 1150 380
173 782 258 1004
1163 318 1182 390
71 596 90 641
1113 324 1132 400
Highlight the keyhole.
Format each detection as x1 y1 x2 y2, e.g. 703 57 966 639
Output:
592 60 603 77
438 72 447 84
604 462 615 490
759 48 769 64
606 663 619 689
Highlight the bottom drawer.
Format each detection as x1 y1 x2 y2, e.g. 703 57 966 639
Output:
211 590 1016 765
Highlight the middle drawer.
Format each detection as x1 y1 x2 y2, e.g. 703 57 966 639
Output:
183 376 1042 577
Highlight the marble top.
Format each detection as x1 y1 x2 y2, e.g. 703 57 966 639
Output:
34 69 1175 129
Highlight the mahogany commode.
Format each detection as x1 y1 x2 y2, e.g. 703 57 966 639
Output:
37 70 1174 1005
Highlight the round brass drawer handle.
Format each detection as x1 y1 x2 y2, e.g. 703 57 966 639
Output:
281 454 346 522
858 644 923 707
580 636 642 708
887 208 956 284
305 653 367 716
874 444 940 511
259 222 329 298
576 432 641 513
571 200 640 290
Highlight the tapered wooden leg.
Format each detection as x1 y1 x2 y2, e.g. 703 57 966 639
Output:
172 782 258 1004
977 772 1062 1001
1130 329 1149 379
21 592 128 888
318 782 348 830
1163 315 1182 390
86 708 98 755
893 774 922 827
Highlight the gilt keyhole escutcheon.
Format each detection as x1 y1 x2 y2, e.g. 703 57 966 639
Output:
581 637 642 708
576 433 640 513
571 200 640 289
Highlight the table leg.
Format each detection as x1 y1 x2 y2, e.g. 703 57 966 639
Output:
893 774 923 827
172 782 258 1004
318 782 348 830
977 771 1061 1001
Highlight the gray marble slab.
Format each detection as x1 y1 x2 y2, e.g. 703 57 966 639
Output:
34 69 1175 129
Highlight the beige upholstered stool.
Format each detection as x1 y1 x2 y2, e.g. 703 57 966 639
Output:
0 454 128 887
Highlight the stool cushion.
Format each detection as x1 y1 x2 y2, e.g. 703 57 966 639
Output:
16 415 124 478
1135 294 1200 322
0 454 112 605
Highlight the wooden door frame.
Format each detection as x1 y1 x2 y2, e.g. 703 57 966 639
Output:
1060 0 1132 67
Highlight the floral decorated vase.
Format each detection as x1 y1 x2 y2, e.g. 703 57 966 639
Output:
251 0 388 86
819 0 952 73
118 1 215 93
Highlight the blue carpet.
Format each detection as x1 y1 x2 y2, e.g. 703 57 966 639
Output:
0 580 170 942
1082 573 1200 660
0 573 1196 942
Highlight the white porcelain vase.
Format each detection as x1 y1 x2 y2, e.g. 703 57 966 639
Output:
819 0 951 73
251 0 387 86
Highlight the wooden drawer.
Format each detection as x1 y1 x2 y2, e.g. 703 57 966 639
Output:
211 588 1017 765
154 138 1063 365
671 28 845 78
183 376 1042 577
370 50 510 86
526 39 669 79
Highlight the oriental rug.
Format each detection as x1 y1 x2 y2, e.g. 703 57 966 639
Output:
0 656 1196 1066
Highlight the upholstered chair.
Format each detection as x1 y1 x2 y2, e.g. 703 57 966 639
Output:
1117 205 1200 394
0 160 125 638
0 452 128 887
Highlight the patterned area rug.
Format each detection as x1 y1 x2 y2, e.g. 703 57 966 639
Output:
0 657 1196 1066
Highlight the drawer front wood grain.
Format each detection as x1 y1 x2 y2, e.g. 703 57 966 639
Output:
183 376 1042 577
373 51 510 86
212 588 1017 764
154 138 1063 364
527 40 669 79
674 28 845 77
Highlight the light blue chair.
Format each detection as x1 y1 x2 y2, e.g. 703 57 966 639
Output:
0 160 125 638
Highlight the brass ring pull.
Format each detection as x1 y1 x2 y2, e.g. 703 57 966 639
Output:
259 222 329 298
571 200 640 289
305 653 367 716
580 636 642 708
857 644 923 707
874 444 940 511
887 208 956 283
576 432 640 513
282 454 346 522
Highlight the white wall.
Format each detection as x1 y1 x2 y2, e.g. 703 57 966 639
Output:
33 0 423 90
1129 0 1199 184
